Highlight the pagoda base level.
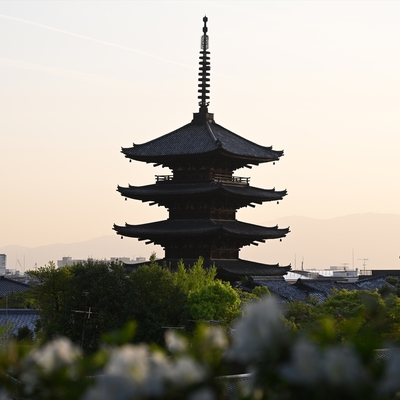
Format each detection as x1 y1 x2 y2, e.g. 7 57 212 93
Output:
123 257 290 282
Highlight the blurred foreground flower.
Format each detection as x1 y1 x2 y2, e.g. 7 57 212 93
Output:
228 296 287 363
84 344 207 400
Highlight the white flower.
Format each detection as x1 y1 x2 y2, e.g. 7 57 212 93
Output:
166 356 207 387
379 349 400 394
26 337 81 374
20 337 81 395
202 325 228 350
165 330 188 353
84 345 208 400
228 296 286 362
105 344 149 381
84 345 169 400
280 337 323 385
323 345 368 388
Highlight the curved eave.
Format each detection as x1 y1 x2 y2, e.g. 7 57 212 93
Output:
117 183 287 203
217 260 291 277
113 219 289 242
121 148 282 166
121 121 283 166
162 258 291 277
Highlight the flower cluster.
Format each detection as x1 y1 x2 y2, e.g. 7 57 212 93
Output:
2 297 400 399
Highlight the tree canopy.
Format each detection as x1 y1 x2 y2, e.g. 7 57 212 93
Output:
25 257 242 351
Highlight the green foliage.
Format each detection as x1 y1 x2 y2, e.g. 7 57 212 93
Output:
381 277 400 297
284 301 314 332
129 257 241 343
3 297 400 400
308 289 386 348
175 257 217 293
283 288 400 354
0 291 33 308
129 263 188 344
26 261 73 340
26 257 241 351
252 285 270 298
188 280 240 321
382 294 400 342
174 257 240 322
101 321 137 346
26 260 134 351
14 325 34 342
63 259 133 352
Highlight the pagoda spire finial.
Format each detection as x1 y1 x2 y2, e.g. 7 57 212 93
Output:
198 16 210 114
192 16 214 123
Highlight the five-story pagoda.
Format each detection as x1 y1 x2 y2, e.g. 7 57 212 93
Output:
114 17 290 280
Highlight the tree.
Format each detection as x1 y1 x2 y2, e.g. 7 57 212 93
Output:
26 257 243 350
26 261 73 340
63 259 133 352
188 280 241 321
128 257 241 343
128 261 188 344
27 260 133 352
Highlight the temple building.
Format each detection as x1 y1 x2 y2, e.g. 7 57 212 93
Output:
114 17 290 280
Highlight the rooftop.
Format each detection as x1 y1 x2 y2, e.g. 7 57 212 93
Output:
122 121 283 168
114 219 289 244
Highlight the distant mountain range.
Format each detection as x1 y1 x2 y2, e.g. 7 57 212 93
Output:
0 236 161 272
243 213 400 271
1 213 399 272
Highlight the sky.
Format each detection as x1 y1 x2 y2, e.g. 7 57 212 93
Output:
1 1 399 252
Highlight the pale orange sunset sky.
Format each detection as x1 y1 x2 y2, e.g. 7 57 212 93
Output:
1 1 399 252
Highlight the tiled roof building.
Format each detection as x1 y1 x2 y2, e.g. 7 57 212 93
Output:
114 17 290 280
238 275 395 303
0 309 39 338
0 276 30 298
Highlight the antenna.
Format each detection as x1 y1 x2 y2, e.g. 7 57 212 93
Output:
358 258 368 274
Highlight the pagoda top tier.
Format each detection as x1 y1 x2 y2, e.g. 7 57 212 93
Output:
122 121 283 168
121 17 283 169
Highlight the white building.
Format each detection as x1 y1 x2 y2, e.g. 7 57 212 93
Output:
57 256 147 267
0 254 6 276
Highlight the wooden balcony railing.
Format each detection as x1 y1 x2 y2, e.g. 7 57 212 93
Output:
212 174 250 185
155 175 173 182
155 174 250 185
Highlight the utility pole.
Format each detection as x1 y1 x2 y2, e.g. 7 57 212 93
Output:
72 291 94 349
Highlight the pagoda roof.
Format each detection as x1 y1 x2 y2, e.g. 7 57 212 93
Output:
215 259 291 278
114 219 289 243
118 182 287 203
123 258 290 279
122 121 283 166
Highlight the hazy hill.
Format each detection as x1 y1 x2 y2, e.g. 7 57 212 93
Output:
0 236 161 272
1 213 399 272
242 213 400 271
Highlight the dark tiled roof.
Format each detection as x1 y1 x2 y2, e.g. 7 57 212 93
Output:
0 277 30 297
114 219 289 241
0 309 39 337
123 258 290 279
118 182 286 203
254 279 308 302
295 279 359 296
237 275 397 304
122 121 283 165
215 259 290 277
356 275 394 290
